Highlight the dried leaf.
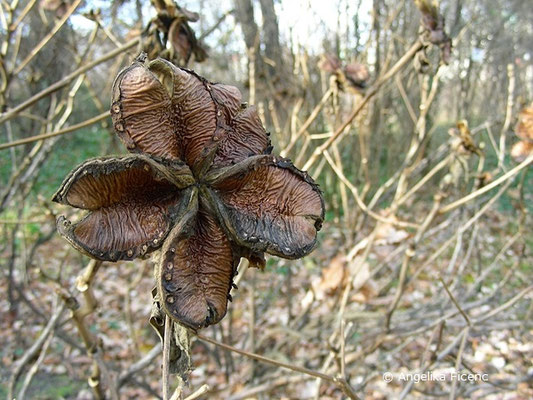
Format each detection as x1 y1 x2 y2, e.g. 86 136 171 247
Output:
374 219 410 245
314 255 347 299
150 288 192 378
516 104 533 141
511 140 533 163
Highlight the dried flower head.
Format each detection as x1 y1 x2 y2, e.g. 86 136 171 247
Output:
143 1 207 65
318 54 369 93
53 56 325 330
413 0 452 65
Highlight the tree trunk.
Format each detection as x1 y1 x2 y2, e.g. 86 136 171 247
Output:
258 0 283 81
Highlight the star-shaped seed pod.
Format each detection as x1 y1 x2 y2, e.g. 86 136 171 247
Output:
53 56 325 330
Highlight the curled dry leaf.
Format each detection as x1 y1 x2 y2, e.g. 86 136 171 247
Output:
453 120 482 156
515 104 533 142
313 254 348 300
53 55 325 330
344 62 370 90
510 140 533 163
509 104 533 163
374 222 410 245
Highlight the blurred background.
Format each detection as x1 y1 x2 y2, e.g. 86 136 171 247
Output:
0 0 532 399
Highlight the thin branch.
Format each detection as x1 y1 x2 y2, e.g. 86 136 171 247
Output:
498 64 515 169
9 0 35 31
439 155 533 214
118 343 162 387
473 286 533 325
180 384 210 400
0 111 109 151
197 333 334 383
0 36 140 124
281 88 333 157
323 150 418 229
449 327 470 400
13 0 83 74
8 298 65 400
162 315 172 400
439 278 472 327
302 39 423 171
17 330 54 400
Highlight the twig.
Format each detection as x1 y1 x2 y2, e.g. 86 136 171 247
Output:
323 150 418 229
439 278 472 327
226 375 307 400
399 327 469 399
385 194 442 330
473 286 533 325
181 384 210 400
302 39 423 171
449 327 470 400
197 333 350 386
17 329 54 400
8 0 36 32
162 314 172 400
498 64 515 169
199 9 234 41
118 343 162 387
13 0 83 74
199 300 361 399
0 36 140 124
438 155 533 214
396 155 451 206
248 268 257 378
8 297 65 400
411 179 514 283
281 88 333 157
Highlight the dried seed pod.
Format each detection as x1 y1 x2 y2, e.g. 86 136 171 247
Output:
55 55 325 330
318 54 370 93
157 210 238 330
414 0 452 64
207 155 324 259
53 156 194 261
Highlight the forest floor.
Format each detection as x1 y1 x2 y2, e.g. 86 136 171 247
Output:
1 203 532 399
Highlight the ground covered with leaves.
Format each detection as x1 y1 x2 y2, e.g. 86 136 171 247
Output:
1 199 532 399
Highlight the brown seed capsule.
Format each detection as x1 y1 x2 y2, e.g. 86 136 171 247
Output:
52 61 325 332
